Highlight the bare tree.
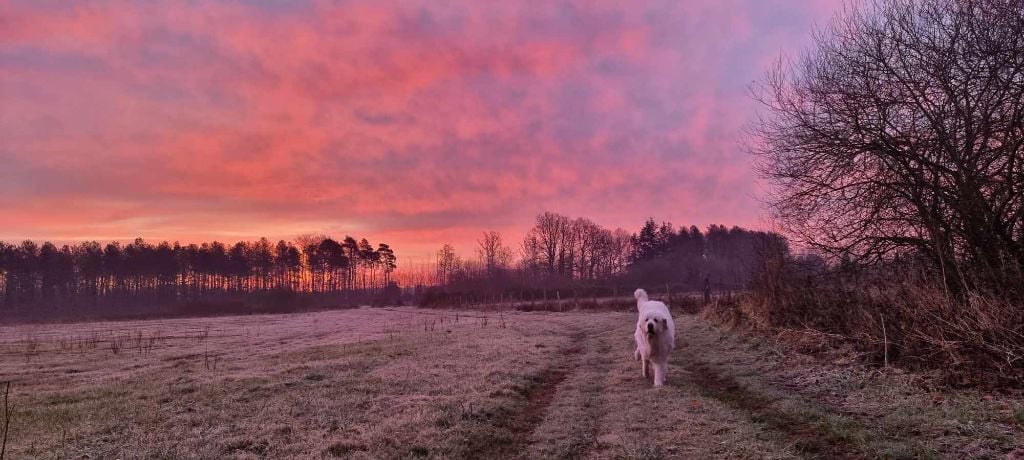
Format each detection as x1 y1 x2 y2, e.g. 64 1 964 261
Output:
752 0 1024 295
528 212 571 277
477 231 512 276
571 218 604 280
436 244 460 287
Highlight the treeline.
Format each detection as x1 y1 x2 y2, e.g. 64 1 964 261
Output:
0 235 397 319
422 211 787 305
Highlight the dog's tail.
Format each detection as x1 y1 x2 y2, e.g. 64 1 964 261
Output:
634 288 649 307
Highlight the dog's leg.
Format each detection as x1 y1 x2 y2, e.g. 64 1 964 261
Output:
653 361 667 386
641 358 650 378
634 347 640 361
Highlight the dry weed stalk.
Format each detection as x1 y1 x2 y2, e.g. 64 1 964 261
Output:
879 313 888 368
203 348 219 370
1 381 11 460
195 326 210 343
108 334 127 355
23 335 38 363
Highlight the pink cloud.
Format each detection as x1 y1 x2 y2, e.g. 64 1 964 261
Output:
0 0 844 257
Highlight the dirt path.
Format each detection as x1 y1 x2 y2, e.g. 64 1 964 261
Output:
524 326 614 458
504 314 943 459
472 330 588 459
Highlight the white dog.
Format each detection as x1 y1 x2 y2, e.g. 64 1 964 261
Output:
633 288 675 386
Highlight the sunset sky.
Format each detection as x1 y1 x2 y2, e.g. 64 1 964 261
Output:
1 1 842 260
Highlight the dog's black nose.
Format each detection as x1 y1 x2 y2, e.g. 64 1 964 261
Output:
647 323 655 333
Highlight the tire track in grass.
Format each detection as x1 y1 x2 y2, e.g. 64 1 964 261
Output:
683 358 864 459
469 330 586 459
525 327 617 459
677 318 935 459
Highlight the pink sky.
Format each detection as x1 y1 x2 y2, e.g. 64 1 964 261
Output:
0 0 843 260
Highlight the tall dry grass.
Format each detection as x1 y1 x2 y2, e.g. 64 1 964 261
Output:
704 264 1024 387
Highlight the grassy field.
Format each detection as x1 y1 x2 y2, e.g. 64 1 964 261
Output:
1 307 1021 459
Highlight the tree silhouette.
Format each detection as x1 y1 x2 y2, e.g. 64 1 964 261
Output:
377 243 397 286
752 0 1024 296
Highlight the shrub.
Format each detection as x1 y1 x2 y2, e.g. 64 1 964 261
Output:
706 263 1024 387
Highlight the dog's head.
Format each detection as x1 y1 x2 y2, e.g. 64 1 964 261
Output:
639 311 670 336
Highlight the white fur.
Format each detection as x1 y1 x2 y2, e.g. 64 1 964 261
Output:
633 288 675 386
